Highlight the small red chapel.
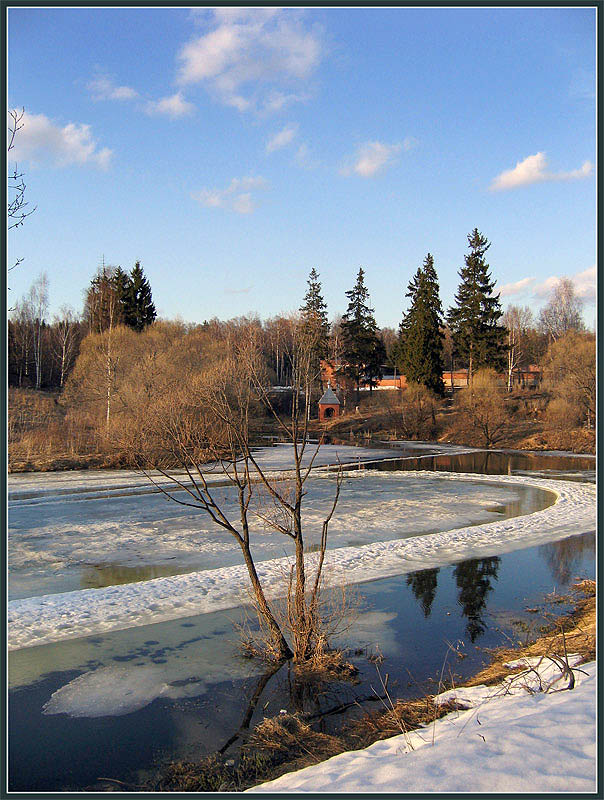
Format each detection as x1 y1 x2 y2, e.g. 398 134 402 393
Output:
318 382 341 422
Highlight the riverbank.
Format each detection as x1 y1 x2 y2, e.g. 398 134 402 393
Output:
153 580 596 793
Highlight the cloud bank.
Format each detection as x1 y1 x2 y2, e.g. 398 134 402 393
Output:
177 8 322 113
498 265 595 305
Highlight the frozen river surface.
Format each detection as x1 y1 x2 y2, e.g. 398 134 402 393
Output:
7 444 596 791
9 465 542 601
7 445 595 651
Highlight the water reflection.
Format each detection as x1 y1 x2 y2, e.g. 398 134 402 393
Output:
406 569 439 617
453 557 501 642
364 450 594 480
539 532 596 585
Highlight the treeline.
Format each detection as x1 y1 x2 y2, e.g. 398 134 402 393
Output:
8 228 595 467
8 261 156 390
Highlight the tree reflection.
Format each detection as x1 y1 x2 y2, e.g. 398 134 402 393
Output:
453 556 500 642
406 568 439 617
539 532 595 585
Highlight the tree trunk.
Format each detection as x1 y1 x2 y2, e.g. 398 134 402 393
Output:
293 533 307 660
240 541 292 661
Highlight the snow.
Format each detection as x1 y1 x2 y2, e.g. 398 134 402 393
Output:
249 658 596 793
8 470 594 651
9 467 534 601
10 478 530 590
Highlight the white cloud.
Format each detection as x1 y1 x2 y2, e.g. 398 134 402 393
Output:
571 265 596 303
266 124 298 153
498 266 596 306
145 92 195 118
490 152 593 191
263 90 310 113
88 74 138 101
8 111 112 169
192 176 268 214
177 9 322 112
497 276 537 298
341 141 403 178
534 266 596 304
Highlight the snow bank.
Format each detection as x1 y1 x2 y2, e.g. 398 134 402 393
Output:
249 658 596 793
8 472 594 651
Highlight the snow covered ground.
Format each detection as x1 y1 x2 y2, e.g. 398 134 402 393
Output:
249 657 596 793
8 469 594 651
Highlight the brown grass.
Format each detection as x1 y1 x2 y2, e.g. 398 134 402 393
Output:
464 579 595 688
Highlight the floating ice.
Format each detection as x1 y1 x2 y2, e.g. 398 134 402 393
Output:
42 664 208 718
8 471 594 652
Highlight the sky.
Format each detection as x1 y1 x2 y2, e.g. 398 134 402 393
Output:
7 6 597 329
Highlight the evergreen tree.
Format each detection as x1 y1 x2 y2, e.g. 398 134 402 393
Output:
123 261 156 332
341 268 386 401
84 264 123 334
299 267 330 358
113 267 131 310
447 230 506 385
397 253 445 396
299 268 330 418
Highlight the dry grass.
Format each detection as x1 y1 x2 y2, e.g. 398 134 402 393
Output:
465 579 595 688
154 715 346 792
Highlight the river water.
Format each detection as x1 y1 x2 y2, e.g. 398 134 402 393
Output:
8 445 595 791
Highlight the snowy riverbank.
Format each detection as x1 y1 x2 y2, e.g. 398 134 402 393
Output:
8 470 595 651
249 656 596 793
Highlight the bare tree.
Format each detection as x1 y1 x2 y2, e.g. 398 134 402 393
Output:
457 369 509 448
27 273 49 390
539 278 585 342
130 319 343 664
51 306 80 389
8 108 36 286
502 305 534 392
9 297 35 386
542 331 595 429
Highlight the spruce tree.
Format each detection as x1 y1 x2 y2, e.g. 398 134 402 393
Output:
447 229 506 385
113 267 131 313
397 253 445 396
341 268 386 401
123 261 156 332
300 267 330 358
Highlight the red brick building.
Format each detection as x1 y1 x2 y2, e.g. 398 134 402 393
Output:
318 382 341 421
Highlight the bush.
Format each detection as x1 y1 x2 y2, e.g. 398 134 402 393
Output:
456 369 509 448
400 383 439 440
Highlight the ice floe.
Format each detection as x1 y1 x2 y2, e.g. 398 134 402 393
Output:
8 471 594 651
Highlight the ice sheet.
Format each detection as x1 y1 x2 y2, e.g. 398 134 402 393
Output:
8 471 594 651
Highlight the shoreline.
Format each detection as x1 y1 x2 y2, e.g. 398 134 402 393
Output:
154 581 597 793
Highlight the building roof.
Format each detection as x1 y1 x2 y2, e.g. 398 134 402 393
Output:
318 383 340 405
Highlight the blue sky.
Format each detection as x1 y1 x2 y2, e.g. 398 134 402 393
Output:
7 6 596 328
